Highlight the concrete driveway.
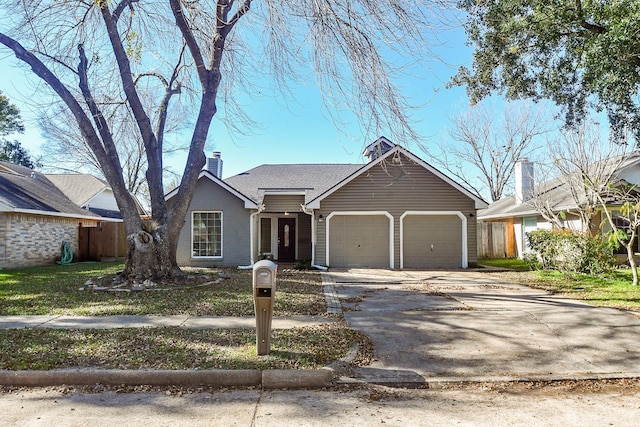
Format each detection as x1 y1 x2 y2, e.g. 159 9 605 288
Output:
327 269 640 385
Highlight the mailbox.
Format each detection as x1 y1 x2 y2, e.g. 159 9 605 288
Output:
253 259 277 355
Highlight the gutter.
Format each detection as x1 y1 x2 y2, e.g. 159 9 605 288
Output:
238 204 266 270
3 208 109 222
300 204 328 271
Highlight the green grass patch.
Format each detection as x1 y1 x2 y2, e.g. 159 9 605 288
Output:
479 258 531 271
0 323 367 370
498 268 640 310
0 262 326 316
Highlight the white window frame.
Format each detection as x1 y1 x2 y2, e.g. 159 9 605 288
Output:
522 216 538 252
191 211 223 259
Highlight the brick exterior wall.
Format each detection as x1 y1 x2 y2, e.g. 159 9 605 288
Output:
0 213 83 269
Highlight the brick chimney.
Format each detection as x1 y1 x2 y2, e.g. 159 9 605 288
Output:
515 158 534 205
204 151 223 179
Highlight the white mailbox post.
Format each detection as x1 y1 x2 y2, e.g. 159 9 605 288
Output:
253 260 277 355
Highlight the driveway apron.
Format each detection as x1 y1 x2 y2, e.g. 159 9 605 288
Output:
329 269 640 384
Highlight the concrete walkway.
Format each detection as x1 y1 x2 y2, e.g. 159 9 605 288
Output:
0 315 333 330
329 269 640 385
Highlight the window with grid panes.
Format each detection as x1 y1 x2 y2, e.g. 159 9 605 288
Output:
192 212 222 257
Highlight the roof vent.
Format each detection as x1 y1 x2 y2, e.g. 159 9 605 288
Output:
363 137 395 162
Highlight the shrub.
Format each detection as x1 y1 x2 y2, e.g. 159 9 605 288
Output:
525 229 616 275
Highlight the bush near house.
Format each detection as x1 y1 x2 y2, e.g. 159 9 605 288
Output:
524 229 616 275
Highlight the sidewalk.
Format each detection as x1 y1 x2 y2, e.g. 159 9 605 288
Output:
0 314 335 330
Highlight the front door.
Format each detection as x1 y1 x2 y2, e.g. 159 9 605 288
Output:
277 218 296 261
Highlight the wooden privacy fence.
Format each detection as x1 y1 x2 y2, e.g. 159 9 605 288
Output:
477 221 516 259
78 222 127 262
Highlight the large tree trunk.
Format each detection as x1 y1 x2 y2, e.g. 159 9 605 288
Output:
114 208 182 284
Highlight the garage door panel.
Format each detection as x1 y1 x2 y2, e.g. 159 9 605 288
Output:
329 215 389 268
403 215 462 269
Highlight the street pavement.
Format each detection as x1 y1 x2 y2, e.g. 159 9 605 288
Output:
2 383 640 426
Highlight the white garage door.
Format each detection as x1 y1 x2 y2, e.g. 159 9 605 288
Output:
403 214 463 268
329 215 390 268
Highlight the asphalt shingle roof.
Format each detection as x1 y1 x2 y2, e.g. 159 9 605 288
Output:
0 161 98 218
479 151 640 220
45 174 110 207
224 163 365 204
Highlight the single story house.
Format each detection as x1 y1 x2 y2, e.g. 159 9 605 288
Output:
0 161 102 269
479 153 640 258
167 138 488 269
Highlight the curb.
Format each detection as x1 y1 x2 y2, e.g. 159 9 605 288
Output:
0 344 358 390
0 369 262 388
0 368 332 389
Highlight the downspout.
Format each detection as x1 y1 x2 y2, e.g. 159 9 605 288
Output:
238 204 265 270
301 204 328 271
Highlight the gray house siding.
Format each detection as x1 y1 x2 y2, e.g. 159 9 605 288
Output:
314 156 478 268
297 212 312 261
262 195 305 213
175 179 251 267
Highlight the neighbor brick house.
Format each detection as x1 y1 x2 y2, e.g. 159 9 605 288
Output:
0 161 102 269
167 138 488 269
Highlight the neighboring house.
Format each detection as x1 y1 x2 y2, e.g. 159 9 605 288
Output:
0 161 102 269
479 153 640 258
166 138 488 269
46 173 147 218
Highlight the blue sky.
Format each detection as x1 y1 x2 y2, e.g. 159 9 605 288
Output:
0 22 475 180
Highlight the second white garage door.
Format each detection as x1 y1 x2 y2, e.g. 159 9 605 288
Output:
402 214 463 269
328 214 390 268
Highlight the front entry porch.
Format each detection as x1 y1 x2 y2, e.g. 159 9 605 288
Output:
256 213 312 263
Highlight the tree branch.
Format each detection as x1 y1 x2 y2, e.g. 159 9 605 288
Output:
169 0 208 84
77 43 120 166
0 33 107 163
575 0 607 34
113 0 140 23
224 0 252 37
98 2 165 220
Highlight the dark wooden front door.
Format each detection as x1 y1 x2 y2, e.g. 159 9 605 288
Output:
277 218 296 261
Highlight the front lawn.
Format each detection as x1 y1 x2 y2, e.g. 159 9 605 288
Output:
479 258 531 271
0 262 375 371
494 266 640 311
0 323 370 370
0 262 325 316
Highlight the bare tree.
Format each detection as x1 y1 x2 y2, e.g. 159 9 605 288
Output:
38 101 186 207
0 0 448 282
528 119 640 284
534 120 629 233
598 188 640 286
427 101 550 201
